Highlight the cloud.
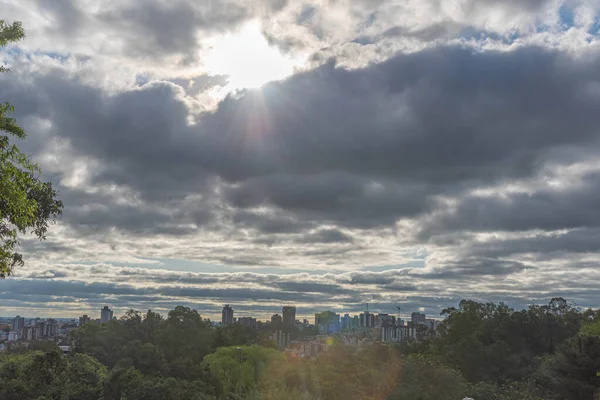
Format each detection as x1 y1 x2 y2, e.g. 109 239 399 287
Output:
3 0 600 317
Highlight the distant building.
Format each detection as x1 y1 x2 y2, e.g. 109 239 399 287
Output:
47 319 59 337
381 326 417 343
376 314 395 328
35 321 47 338
424 318 441 331
282 306 296 326
100 306 114 323
411 312 426 326
273 329 290 349
11 316 24 331
79 315 91 326
359 312 375 328
271 314 283 325
221 305 234 325
60 322 78 335
23 326 34 341
237 317 257 328
315 311 340 334
341 314 351 330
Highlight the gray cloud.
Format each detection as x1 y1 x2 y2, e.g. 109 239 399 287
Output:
7 45 600 238
3 0 600 317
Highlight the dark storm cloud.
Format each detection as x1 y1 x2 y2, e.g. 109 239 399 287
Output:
4 44 600 241
270 281 354 295
463 228 600 259
0 278 359 307
19 0 290 64
422 259 533 279
419 172 600 239
231 210 315 234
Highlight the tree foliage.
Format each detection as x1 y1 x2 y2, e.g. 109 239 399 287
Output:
5 300 600 399
0 346 106 400
0 20 63 277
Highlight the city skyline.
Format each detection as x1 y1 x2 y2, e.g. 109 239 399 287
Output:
1 303 435 324
3 1 600 317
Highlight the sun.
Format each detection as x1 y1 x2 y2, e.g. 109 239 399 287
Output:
203 21 299 91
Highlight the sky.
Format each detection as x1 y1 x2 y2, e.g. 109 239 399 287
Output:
2 0 600 321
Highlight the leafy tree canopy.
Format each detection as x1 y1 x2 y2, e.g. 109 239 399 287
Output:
0 20 63 278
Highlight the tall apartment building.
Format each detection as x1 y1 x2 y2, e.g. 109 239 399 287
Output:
12 316 25 331
273 329 290 349
79 314 91 326
341 313 351 330
315 310 340 334
359 312 375 328
424 318 441 331
237 317 257 328
376 313 396 328
282 306 296 326
23 326 34 341
47 319 59 336
411 312 426 326
222 305 234 325
271 314 282 325
35 321 47 338
100 306 114 323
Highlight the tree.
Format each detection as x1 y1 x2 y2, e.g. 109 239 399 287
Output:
60 353 107 400
536 336 600 400
390 354 467 400
0 20 63 278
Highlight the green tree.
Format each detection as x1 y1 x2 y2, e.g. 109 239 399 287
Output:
0 20 63 278
203 345 288 398
61 353 108 400
536 335 600 400
390 354 467 400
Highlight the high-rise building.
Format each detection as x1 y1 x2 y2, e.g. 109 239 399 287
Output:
411 312 426 326
424 318 440 331
359 312 375 328
35 321 48 338
282 306 296 326
237 317 257 328
12 316 25 331
273 329 290 349
79 315 91 326
7 331 19 342
376 314 395 328
100 306 114 323
23 326 34 341
222 305 234 325
47 319 59 336
271 314 282 325
341 313 351 330
314 311 340 334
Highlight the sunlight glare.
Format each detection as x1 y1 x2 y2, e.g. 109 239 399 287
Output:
203 21 297 91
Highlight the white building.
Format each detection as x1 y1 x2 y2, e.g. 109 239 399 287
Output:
7 330 19 342
100 306 114 323
380 326 417 343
